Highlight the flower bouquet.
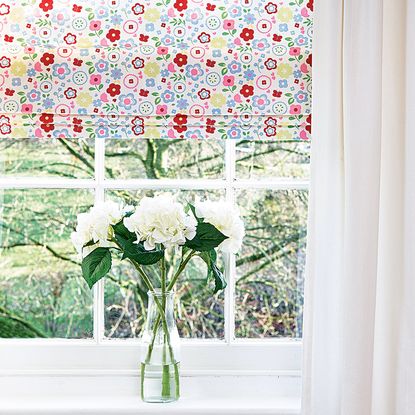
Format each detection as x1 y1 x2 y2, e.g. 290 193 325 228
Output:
71 194 244 403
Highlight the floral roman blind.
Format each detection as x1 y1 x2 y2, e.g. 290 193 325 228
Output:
0 0 312 140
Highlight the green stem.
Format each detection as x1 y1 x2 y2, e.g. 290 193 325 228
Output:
166 250 196 291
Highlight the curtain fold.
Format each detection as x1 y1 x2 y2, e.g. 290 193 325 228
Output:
302 0 411 414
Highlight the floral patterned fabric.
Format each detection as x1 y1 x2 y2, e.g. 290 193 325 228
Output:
0 0 312 139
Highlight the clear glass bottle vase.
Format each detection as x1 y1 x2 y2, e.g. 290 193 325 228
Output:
140 290 180 403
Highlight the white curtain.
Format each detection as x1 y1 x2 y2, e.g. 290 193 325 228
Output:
302 0 414 414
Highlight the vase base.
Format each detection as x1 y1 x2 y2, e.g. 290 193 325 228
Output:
141 362 180 403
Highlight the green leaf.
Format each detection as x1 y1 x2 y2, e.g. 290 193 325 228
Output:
199 249 227 293
122 240 164 265
81 248 112 289
185 222 228 252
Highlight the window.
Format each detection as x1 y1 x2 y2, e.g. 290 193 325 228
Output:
0 138 308 371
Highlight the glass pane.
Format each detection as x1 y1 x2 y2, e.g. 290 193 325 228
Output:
236 141 310 180
104 189 225 339
0 189 94 338
235 189 308 338
105 139 225 180
0 138 94 178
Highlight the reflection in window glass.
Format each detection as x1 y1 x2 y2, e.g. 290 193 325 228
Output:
105 139 225 180
0 138 95 178
0 189 94 338
235 189 308 338
104 189 225 339
236 140 310 180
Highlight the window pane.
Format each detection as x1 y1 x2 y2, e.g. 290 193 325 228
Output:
235 189 308 338
236 141 310 180
104 189 225 339
105 139 225 180
0 138 95 178
0 189 94 338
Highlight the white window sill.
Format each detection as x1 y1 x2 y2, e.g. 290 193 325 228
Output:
0 373 301 415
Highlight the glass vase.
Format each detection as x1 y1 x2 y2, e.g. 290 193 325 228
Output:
140 290 180 403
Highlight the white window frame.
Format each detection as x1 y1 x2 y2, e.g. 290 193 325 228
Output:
0 139 307 377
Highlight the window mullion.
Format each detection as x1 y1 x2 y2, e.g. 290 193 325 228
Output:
224 140 236 344
93 138 106 343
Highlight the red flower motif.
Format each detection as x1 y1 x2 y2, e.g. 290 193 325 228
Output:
306 114 312 133
5 88 15 96
206 3 216 11
273 34 282 42
63 33 77 45
198 88 211 100
197 32 211 43
240 28 254 42
264 58 277 70
73 58 83 67
265 2 278 14
4 35 14 42
73 117 82 125
206 118 216 134
64 87 77 99
307 0 314 11
132 56 144 70
306 53 312 67
206 59 216 68
240 84 254 98
173 53 188 67
72 4 82 12
107 83 121 97
139 34 149 42
132 3 145 15
41 123 55 133
0 56 11 68
39 113 54 124
0 3 10 15
106 29 121 43
40 52 55 66
74 124 83 133
173 113 188 133
132 116 145 136
39 0 53 12
272 90 282 98
173 0 188 12
139 89 149 97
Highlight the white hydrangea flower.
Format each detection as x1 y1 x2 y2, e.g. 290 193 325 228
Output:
123 194 197 251
71 200 124 257
194 200 245 254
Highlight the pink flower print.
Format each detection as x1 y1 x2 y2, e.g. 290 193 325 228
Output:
223 19 235 30
90 20 101 31
289 47 301 56
289 104 302 114
90 74 102 85
223 75 235 87
25 46 35 54
156 104 168 115
157 47 169 55
21 104 33 113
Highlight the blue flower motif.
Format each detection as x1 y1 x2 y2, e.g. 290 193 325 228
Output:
145 23 155 32
252 94 270 110
96 7 109 18
294 13 303 23
53 129 70 138
161 90 175 103
96 125 109 138
279 23 288 32
119 93 137 110
146 79 155 87
253 38 270 51
160 69 169 77
111 14 122 25
27 68 36 77
93 99 102 107
185 129 204 139
295 35 308 46
213 50 222 58
52 63 70 80
229 5 242 17
27 89 41 102
161 35 174 46
244 69 256 81
95 59 109 73
80 49 89 57
177 99 189 109
12 78 21 86
279 80 288 88
294 91 308 103
78 108 87 115
186 64 204 81
227 127 241 139
227 98 236 108
293 70 302 78
244 13 255 24
43 98 55 109
186 8 203 24
110 68 123 80
10 24 19 32
228 60 242 74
